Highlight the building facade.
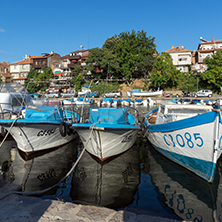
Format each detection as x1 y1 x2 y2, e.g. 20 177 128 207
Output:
192 37 222 73
164 46 193 72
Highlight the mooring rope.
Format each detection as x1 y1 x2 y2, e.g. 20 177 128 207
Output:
0 122 98 200
0 117 19 149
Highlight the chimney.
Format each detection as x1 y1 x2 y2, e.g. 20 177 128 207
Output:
171 45 174 49
212 36 215 42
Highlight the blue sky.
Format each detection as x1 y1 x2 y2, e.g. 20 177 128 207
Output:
1 0 221 63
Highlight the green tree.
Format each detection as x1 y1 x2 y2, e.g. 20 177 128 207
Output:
72 65 83 74
86 48 120 79
149 52 181 89
201 50 222 92
71 74 83 92
86 30 156 79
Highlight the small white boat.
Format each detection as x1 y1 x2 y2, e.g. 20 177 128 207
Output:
0 106 78 154
143 98 156 106
144 102 222 182
75 97 94 105
127 89 163 97
134 99 143 106
98 98 113 107
121 98 134 106
71 107 140 161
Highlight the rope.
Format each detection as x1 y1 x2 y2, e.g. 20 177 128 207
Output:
0 117 19 149
0 122 98 200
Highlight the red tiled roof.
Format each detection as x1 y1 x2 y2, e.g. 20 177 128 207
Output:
13 77 27 80
10 55 38 65
164 46 192 53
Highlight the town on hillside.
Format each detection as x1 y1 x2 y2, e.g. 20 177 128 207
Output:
0 36 221 91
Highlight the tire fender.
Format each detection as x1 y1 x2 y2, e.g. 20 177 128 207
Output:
59 122 67 137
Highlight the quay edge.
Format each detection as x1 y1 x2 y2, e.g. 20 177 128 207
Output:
0 183 183 222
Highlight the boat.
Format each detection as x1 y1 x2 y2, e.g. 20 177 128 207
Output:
127 89 163 97
143 102 222 182
0 83 32 117
0 106 78 154
71 107 140 161
134 99 143 106
75 97 94 105
98 97 113 107
143 98 156 107
121 98 134 106
177 98 191 104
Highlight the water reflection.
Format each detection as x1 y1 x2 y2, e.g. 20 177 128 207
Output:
146 140 221 221
1 139 78 193
71 143 140 209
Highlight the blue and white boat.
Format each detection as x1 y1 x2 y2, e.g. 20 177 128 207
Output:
127 89 163 97
71 107 140 161
144 102 222 182
0 106 78 154
121 98 134 106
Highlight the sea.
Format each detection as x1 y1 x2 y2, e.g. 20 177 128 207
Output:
0 104 221 221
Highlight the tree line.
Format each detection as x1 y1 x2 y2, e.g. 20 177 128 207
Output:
25 30 222 94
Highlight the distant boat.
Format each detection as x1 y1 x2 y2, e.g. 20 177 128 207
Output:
127 89 163 97
71 107 140 161
144 102 222 183
0 106 78 154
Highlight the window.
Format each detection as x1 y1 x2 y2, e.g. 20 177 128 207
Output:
14 65 17 69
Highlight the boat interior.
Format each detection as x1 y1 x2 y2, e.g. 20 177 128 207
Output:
149 103 213 125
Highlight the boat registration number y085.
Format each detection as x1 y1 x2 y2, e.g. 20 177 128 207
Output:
163 132 204 148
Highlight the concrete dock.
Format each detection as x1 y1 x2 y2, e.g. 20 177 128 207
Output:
0 184 183 222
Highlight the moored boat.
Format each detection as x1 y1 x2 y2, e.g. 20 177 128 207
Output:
127 89 163 97
143 102 222 182
0 106 78 154
71 107 140 161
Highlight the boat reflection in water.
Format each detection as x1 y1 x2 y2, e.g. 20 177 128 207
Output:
71 143 140 209
146 141 222 222
2 138 78 193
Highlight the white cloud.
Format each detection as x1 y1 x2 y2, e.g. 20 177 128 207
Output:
0 28 5 32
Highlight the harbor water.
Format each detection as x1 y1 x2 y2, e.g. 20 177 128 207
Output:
1 105 222 221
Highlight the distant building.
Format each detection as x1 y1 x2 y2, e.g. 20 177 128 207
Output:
31 51 62 73
10 55 35 84
0 62 11 82
192 37 222 73
164 46 193 72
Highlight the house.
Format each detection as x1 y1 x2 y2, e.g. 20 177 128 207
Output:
10 55 35 84
164 46 193 72
192 37 222 73
31 51 62 73
0 62 11 82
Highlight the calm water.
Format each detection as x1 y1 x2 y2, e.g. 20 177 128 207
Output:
1 105 222 221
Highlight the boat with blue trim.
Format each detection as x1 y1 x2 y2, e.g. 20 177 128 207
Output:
144 102 222 182
0 106 78 154
71 107 140 161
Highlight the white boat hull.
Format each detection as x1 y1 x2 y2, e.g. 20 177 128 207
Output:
145 110 222 182
127 90 163 97
77 128 138 160
4 124 76 154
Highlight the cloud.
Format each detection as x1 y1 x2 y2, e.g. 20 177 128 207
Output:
0 50 7 54
0 28 5 32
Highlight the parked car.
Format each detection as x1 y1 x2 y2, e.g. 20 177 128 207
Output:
192 89 213 98
102 90 122 98
46 91 60 98
61 89 77 98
